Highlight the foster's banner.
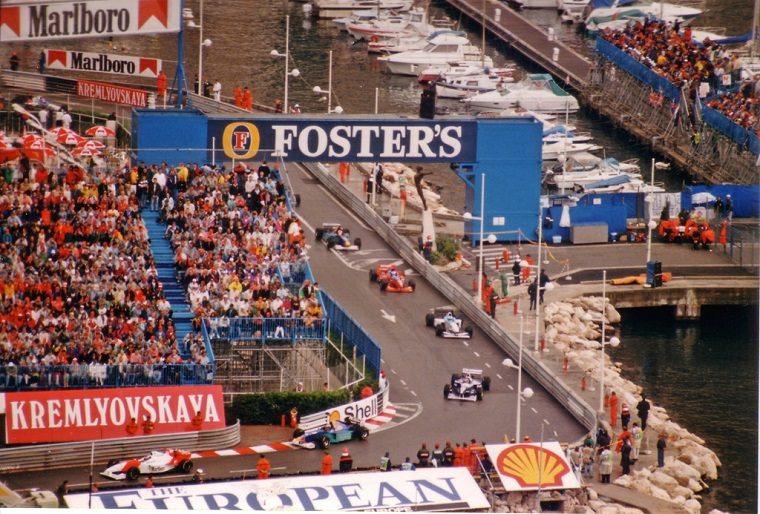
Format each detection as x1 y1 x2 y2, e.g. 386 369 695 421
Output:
208 116 478 163
485 442 581 492
65 468 491 511
46 49 162 78
5 385 225 444
0 0 181 42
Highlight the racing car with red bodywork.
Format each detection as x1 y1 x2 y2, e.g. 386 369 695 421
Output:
369 264 415 293
101 448 193 480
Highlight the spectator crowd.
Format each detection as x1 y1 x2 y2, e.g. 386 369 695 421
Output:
600 18 759 134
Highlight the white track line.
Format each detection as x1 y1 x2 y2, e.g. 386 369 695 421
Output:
530 407 538 414
496 373 503 379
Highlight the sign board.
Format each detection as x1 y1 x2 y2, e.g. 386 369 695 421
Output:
4 385 225 444
77 79 150 107
0 0 181 42
485 442 580 492
65 468 491 511
207 117 478 163
46 49 161 78
299 382 389 432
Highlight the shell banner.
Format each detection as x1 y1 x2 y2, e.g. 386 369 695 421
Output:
485 442 581 492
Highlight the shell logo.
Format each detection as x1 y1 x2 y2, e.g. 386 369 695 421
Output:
222 122 260 160
495 444 570 488
328 411 342 423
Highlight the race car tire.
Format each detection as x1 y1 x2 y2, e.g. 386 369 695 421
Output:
315 228 324 241
292 428 305 439
476 390 483 401
354 238 362 249
425 313 435 327
126 467 140 481
379 279 388 291
443 384 451 398
327 240 336 250
318 436 330 449
295 194 301 207
179 460 193 473
465 326 474 337
356 427 370 440
435 325 444 337
369 269 377 282
483 377 491 392
408 279 416 291
451 374 460 387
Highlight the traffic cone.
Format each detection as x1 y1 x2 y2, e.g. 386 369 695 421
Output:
563 355 569 373
581 375 587 391
513 301 519 316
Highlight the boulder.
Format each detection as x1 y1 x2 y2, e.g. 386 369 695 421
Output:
648 483 672 502
613 474 633 488
684 498 701 514
687 478 703 492
605 303 621 323
672 485 694 499
649 470 680 494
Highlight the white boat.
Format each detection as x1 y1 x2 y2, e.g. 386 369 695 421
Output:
436 73 514 99
346 7 429 40
544 156 642 189
521 0 559 8
543 127 593 144
584 2 702 32
333 9 384 31
557 0 590 14
463 73 579 114
579 174 665 194
418 61 515 84
312 0 413 19
378 34 492 76
369 29 466 54
542 139 602 160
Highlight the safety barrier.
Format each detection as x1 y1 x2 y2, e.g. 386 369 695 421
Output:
203 317 326 343
298 382 390 433
321 292 382 375
0 420 241 473
303 162 598 431
0 362 214 392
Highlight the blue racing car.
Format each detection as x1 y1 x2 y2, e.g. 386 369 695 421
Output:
292 416 370 449
315 223 362 251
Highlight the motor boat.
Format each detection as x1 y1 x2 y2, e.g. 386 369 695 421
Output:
544 156 642 189
557 0 590 14
333 9 384 31
463 73 579 113
542 138 602 160
435 73 514 99
369 29 466 54
543 125 593 144
578 174 665 194
418 61 514 84
311 0 413 19
346 7 430 40
584 2 702 33
378 33 492 76
520 0 559 8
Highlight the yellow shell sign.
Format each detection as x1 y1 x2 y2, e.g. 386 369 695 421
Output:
485 442 580 492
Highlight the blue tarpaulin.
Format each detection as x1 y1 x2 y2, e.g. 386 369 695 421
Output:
700 103 760 156
682 185 760 218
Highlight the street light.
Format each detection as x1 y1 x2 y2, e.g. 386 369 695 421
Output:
503 314 534 441
312 50 343 114
464 175 496 309
645 157 658 263
534 200 545 351
271 15 300 113
186 0 211 95
599 269 620 413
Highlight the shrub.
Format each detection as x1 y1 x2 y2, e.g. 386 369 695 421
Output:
227 389 350 425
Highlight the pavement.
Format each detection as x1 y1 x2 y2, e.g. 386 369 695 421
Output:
309 162 754 514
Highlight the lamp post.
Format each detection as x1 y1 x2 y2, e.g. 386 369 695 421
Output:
313 50 344 114
271 15 300 113
598 269 620 413
186 0 211 95
503 314 534 441
463 173 496 308
645 157 658 263
534 201 544 351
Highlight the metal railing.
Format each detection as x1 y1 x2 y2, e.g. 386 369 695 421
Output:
0 421 241 473
322 292 381 375
202 317 326 344
0 363 214 392
724 224 760 274
304 162 598 431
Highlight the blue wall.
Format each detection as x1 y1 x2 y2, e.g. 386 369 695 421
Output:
541 193 632 243
682 185 760 218
133 109 208 164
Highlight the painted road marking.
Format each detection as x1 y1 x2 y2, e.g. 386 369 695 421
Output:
507 384 514 390
394 405 416 412
400 379 407 386
474 351 480 357
317 184 370 229
410 390 417 397
463 341 469 347
485 362 491 368
530 407 538 414
544 419 551 425
496 373 503 379
553 430 559 437
391 369 397 374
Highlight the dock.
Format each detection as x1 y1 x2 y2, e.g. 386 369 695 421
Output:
444 0 592 89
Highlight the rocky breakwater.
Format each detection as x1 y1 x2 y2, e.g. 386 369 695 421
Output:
543 296 725 514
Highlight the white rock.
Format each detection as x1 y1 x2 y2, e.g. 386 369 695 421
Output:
613 475 633 488
649 471 680 493
648 483 672 502
708 509 731 514
587 488 598 500
672 485 694 499
687 478 702 492
684 498 701 514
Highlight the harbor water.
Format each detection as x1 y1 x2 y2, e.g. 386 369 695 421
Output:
1 0 755 510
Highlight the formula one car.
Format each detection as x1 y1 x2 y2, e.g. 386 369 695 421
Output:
443 368 491 402
292 416 370 449
101 448 193 480
369 264 416 293
315 223 362 251
425 307 473 339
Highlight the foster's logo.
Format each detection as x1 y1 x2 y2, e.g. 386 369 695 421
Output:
222 122 260 160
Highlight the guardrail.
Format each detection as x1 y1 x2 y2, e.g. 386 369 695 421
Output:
303 162 597 432
202 317 326 343
0 420 241 473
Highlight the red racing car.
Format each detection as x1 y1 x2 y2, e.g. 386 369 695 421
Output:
369 264 415 293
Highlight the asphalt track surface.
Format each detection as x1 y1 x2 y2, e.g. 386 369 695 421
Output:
4 163 587 493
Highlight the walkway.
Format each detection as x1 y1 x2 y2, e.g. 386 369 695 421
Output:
142 208 195 356
444 0 592 89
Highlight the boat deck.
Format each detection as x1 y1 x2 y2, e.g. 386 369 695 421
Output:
443 0 592 89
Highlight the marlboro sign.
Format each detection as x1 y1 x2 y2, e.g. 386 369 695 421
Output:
46 49 161 78
0 0 181 42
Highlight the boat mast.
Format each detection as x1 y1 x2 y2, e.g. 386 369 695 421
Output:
753 0 760 57
481 0 486 68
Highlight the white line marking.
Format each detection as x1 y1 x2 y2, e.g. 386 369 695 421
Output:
317 184 371 229
474 351 480 357
462 341 469 347
543 419 551 425
394 404 416 412
410 390 417 397
530 407 538 414
391 369 397 375
485 362 491 368
381 359 385 364
296 214 315 234
507 384 514 390
553 430 558 437
371 403 423 434
496 373 503 379
394 413 409 418
400 379 407 386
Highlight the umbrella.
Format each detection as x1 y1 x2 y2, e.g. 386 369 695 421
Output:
24 138 51 150
22 133 44 145
71 146 102 157
76 140 105 150
85 126 115 137
57 131 84 145
49 127 72 138
691 192 717 205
